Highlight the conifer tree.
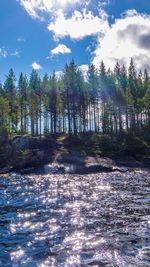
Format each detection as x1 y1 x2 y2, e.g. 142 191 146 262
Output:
4 69 18 132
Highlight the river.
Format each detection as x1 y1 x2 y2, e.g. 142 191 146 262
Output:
0 170 150 267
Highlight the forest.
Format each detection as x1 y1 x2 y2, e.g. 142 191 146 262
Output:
0 58 150 138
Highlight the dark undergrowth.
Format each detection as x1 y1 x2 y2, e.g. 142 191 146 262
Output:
0 128 150 170
63 129 150 160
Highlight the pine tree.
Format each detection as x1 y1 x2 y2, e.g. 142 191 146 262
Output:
42 73 50 135
88 64 99 132
29 70 39 136
4 69 18 132
18 73 28 134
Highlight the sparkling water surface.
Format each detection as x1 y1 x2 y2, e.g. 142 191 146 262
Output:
0 170 150 267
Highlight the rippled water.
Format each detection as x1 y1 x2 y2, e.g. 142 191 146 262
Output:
0 169 150 267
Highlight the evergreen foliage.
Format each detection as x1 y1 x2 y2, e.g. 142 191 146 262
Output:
0 59 150 137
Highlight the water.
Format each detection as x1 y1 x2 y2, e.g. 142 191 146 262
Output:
0 169 150 267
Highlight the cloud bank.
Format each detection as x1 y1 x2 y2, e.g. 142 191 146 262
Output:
93 10 150 71
18 0 150 71
48 9 108 40
18 0 88 19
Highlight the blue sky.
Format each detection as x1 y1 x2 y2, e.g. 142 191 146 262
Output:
0 0 150 81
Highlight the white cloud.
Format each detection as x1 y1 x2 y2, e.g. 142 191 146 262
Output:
48 9 109 40
51 44 71 55
0 47 20 58
122 9 138 18
78 64 89 80
17 37 26 42
10 49 20 57
93 10 150 71
18 1 150 72
0 47 8 58
18 0 109 41
55 70 63 78
32 61 43 70
18 0 85 19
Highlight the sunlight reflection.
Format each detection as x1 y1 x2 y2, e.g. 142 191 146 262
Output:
10 247 25 261
10 224 16 233
1 171 150 266
65 254 81 266
39 257 56 267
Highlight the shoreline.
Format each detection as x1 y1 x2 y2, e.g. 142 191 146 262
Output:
0 154 150 176
0 134 150 175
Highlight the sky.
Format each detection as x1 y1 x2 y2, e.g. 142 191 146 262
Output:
0 0 150 81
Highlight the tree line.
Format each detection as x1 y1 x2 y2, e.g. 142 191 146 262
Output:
0 59 150 137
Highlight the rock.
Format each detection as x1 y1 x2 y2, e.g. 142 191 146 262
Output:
56 153 119 174
20 167 39 175
11 135 58 151
0 135 149 174
12 149 46 169
9 136 56 171
44 164 66 174
11 135 31 150
57 153 84 165
85 156 115 168
116 158 150 168
0 167 13 174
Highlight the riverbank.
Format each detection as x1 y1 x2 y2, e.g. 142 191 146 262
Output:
0 132 150 174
